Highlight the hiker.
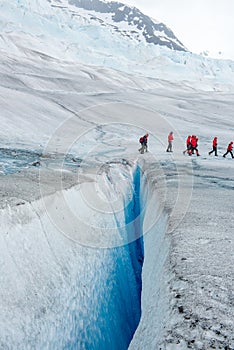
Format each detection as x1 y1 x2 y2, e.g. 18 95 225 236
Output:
189 135 200 156
183 135 191 155
138 133 149 154
209 137 218 156
223 141 234 158
166 131 174 152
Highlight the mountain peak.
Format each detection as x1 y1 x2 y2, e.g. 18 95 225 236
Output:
51 0 187 52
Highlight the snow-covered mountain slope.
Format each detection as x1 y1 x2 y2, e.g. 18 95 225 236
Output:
1 0 234 91
50 0 187 51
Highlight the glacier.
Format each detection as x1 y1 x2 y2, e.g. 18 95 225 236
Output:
0 0 234 349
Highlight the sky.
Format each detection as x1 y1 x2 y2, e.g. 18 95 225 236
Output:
122 0 234 60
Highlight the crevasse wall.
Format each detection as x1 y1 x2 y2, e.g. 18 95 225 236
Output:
129 164 170 349
0 164 145 350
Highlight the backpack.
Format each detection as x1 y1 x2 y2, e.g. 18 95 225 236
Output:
139 137 144 143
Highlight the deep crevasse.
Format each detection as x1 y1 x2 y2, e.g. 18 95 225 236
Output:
0 164 147 349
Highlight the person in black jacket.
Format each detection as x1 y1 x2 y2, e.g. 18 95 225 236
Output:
138 133 149 154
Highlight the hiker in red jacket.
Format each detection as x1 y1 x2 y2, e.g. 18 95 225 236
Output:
189 135 200 156
209 137 218 156
223 141 234 158
166 131 174 152
183 135 191 155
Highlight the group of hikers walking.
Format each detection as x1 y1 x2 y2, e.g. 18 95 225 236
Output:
183 135 200 156
182 135 233 158
138 132 234 158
